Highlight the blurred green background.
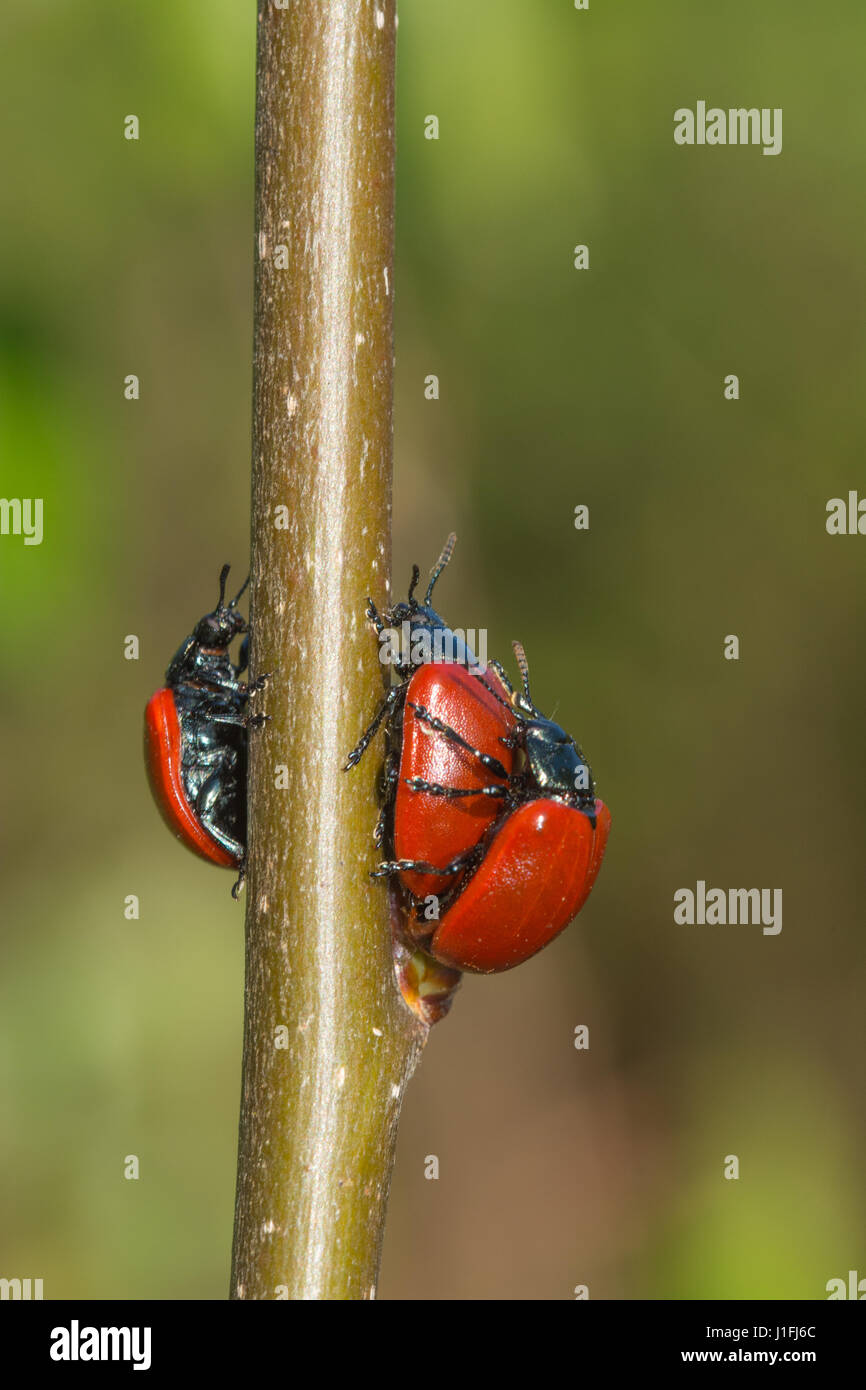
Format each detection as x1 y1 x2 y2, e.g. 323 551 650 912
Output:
1 0 864 1299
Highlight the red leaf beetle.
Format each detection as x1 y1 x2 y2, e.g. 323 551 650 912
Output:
144 566 268 897
374 642 611 973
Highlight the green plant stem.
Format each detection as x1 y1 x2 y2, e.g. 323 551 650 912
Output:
230 0 424 1302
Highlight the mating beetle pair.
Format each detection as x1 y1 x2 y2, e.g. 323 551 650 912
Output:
345 536 611 973
143 565 268 898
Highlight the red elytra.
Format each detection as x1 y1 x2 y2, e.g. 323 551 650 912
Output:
430 797 611 974
144 687 239 869
392 663 516 900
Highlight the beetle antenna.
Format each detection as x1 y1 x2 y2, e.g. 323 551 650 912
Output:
217 564 231 609
407 563 421 604
512 640 536 709
425 532 457 605
229 573 250 608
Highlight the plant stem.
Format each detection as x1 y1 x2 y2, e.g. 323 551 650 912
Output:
230 0 423 1302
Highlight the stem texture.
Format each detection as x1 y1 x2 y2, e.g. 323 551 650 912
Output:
231 0 422 1302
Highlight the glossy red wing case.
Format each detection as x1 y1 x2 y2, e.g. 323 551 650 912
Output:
144 687 237 868
393 664 516 899
430 797 611 974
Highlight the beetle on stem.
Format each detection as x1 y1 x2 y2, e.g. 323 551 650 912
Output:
144 565 269 897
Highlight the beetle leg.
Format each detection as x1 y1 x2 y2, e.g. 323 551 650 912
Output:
207 708 249 728
231 861 246 899
243 672 272 696
366 597 385 636
471 662 515 712
406 702 510 780
404 777 508 799
374 759 399 846
246 711 271 729
371 847 476 880
343 683 403 769
486 658 514 695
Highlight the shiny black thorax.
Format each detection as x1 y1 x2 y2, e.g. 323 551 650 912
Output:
383 598 478 679
518 714 596 816
166 569 251 862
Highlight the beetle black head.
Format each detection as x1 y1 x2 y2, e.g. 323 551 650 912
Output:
508 641 596 813
192 564 249 649
388 532 457 631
